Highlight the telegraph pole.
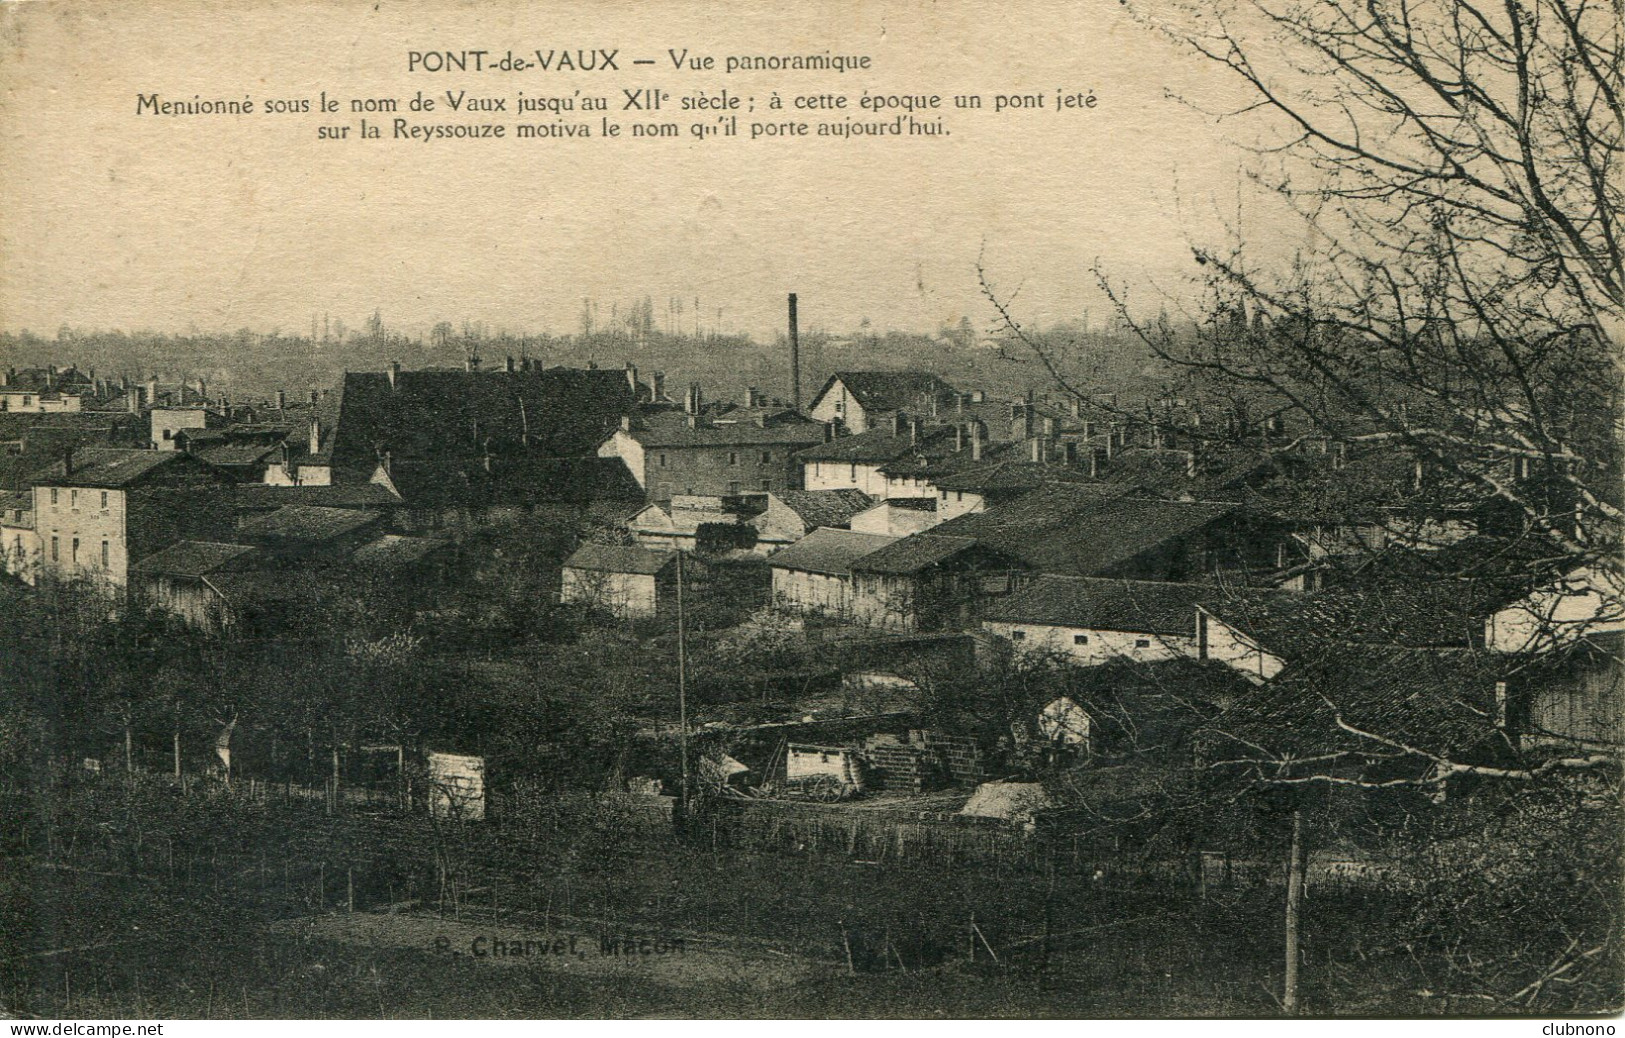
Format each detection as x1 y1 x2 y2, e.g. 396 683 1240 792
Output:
676 550 690 828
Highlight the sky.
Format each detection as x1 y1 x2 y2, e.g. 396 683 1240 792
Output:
0 0 1293 341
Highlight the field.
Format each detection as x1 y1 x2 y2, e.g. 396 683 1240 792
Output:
0 781 1445 1018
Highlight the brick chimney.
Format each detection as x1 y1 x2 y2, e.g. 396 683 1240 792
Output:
685 383 702 415
788 293 800 411
652 371 666 401
126 387 141 414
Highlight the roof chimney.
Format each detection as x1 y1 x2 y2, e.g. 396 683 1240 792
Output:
788 293 801 411
891 412 904 437
505 355 516 374
309 416 321 456
387 363 400 389
910 417 922 444
1029 436 1045 463
954 425 965 452
685 383 702 415
126 387 141 414
971 422 984 462
62 445 74 475
276 389 287 409
823 421 836 443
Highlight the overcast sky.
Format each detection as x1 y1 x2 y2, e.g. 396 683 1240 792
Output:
0 0 1293 341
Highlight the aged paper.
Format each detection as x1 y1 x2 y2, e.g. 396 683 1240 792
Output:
0 0 1619 1027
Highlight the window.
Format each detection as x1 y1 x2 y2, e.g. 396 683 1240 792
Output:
71 538 79 564
163 430 172 440
1010 630 1026 642
100 540 109 568
1073 634 1089 646
849 463 857 480
760 451 772 464
727 481 741 495
728 452 738 466
1134 638 1151 648
70 490 77 508
50 489 57 506
759 479 771 492
658 454 667 467
50 536 58 561
100 491 107 509
956 492 964 502
22 396 31 406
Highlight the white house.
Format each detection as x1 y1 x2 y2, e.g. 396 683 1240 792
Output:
1484 564 1625 654
560 543 680 619
982 575 1207 666
768 527 899 617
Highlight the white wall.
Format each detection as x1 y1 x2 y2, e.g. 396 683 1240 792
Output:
561 567 659 618
34 485 128 585
803 459 890 497
936 488 987 522
771 566 853 616
1197 610 1286 682
983 620 1195 666
1485 566 1625 654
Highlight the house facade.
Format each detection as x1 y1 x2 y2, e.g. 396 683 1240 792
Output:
560 543 680 619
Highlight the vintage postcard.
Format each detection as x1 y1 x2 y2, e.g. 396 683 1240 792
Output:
0 0 1619 1025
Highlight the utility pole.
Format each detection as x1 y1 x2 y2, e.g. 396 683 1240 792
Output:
1283 807 1305 1015
676 550 690 828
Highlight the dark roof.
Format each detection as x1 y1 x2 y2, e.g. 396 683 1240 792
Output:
237 505 381 545
330 366 636 473
863 497 936 512
1202 558 1541 656
28 448 198 488
192 441 281 468
794 425 958 463
376 456 644 510
629 411 826 448
128 540 260 577
768 527 899 576
234 483 403 512
767 489 875 529
930 483 1234 576
930 460 1107 494
350 534 449 569
1203 646 1513 775
848 533 986 575
563 542 676 575
817 371 958 414
984 575 1283 635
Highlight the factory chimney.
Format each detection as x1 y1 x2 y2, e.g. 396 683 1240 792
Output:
788 293 801 411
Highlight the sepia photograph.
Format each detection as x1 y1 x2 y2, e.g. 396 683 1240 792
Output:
0 0 1619 1024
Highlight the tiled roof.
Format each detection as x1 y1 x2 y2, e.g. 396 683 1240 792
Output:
848 533 985 575
350 534 449 568
984 575 1284 635
238 505 381 544
234 483 403 512
330 366 635 472
816 371 958 414
563 542 676 575
130 540 260 578
930 460 1107 494
28 448 191 488
793 425 957 464
766 490 875 529
628 411 826 448
1203 645 1513 771
930 483 1234 577
767 527 900 576
377 456 644 509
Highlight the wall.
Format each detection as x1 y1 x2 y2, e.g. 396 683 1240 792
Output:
560 567 660 618
598 429 646 488
642 442 800 501
935 488 987 522
851 503 940 538
1197 610 1285 682
150 408 211 451
803 459 890 497
771 566 854 616
1485 566 1625 654
982 620 1196 666
32 484 129 585
807 379 870 433
0 390 82 413
134 574 234 631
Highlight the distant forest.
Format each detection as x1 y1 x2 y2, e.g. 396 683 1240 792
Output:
0 307 1188 408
